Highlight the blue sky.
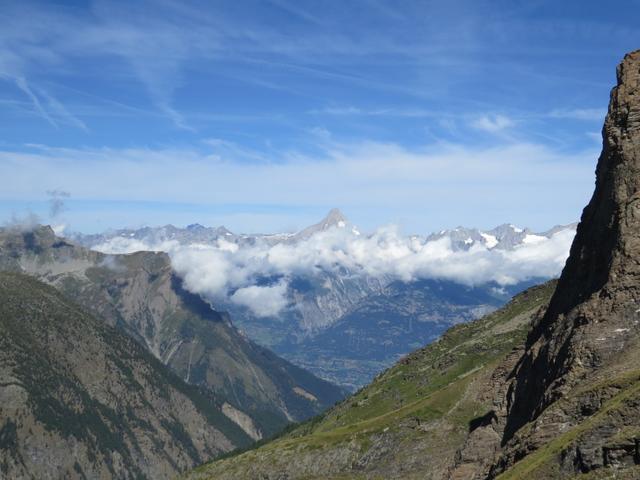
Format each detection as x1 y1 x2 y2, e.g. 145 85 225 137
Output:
0 0 638 234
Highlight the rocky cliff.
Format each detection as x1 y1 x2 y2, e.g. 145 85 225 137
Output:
452 49 640 479
505 47 640 439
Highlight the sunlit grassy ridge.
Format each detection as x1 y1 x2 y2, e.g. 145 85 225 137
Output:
185 281 557 480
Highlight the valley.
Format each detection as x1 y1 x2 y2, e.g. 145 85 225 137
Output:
182 48 640 479
73 214 573 389
0 3 635 479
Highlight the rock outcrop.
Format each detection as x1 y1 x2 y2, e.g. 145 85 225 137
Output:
505 48 640 438
495 49 640 477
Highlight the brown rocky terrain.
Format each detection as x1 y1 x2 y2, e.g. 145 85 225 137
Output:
451 48 640 480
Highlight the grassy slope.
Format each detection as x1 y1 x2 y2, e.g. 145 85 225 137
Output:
185 281 557 480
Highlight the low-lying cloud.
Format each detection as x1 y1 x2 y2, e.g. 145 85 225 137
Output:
230 281 289 318
92 223 575 317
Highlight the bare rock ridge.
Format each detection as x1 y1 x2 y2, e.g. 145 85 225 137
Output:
453 49 640 478
292 208 348 240
504 49 640 438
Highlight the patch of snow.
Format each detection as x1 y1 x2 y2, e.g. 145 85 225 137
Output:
337 220 346 228
51 224 66 235
614 328 630 333
480 233 498 248
510 224 524 233
464 237 473 245
522 234 546 244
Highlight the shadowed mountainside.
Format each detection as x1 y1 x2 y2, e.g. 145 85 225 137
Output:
0 271 250 479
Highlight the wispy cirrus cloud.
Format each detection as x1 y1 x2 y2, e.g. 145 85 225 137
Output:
11 76 57 127
0 137 595 233
0 0 631 136
0 0 631 238
470 114 515 133
547 108 607 121
309 106 437 117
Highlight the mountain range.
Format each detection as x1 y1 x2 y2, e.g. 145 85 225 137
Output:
182 48 640 480
0 225 345 478
70 211 575 389
2 48 639 480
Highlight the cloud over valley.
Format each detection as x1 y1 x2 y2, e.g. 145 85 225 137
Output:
91 221 576 317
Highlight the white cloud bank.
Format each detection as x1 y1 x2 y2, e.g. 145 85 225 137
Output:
0 140 595 234
93 223 576 317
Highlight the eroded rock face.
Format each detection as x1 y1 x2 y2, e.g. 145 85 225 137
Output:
483 50 640 477
504 49 640 437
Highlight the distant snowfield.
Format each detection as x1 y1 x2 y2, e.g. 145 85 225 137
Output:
91 221 576 318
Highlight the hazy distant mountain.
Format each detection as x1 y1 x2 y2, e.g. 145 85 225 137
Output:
70 211 575 388
289 208 350 241
74 223 238 247
71 209 572 254
425 222 578 251
70 208 354 248
279 277 543 389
